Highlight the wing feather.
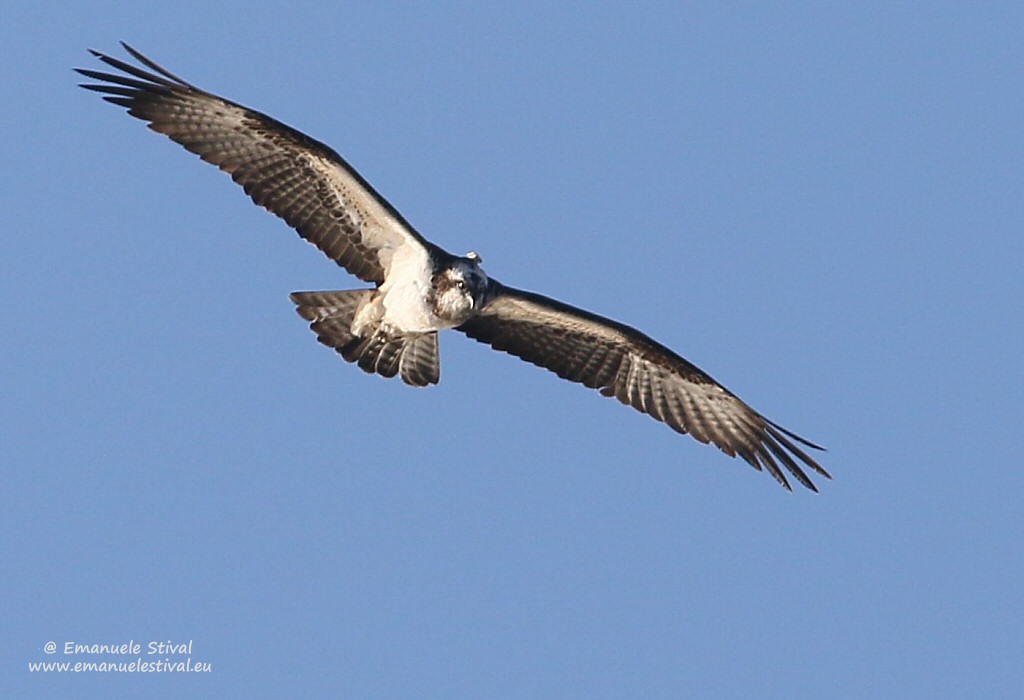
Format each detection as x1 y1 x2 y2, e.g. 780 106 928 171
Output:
459 282 829 491
78 43 436 284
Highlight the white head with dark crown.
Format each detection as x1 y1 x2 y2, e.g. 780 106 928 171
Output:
432 251 489 323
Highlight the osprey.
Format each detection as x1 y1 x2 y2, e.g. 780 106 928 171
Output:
78 44 830 491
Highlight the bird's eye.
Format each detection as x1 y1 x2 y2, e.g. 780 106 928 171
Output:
457 280 467 290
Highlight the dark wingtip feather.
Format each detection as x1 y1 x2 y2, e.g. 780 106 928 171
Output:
744 441 792 491
119 41 192 86
765 417 827 452
765 424 832 481
103 97 135 108
79 45 186 91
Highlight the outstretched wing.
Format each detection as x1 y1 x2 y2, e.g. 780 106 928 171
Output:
77 43 437 284
458 282 829 491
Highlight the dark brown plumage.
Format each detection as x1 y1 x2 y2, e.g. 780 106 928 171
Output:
77 42 439 284
459 283 829 491
78 44 830 491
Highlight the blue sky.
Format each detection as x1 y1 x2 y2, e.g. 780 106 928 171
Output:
3 2 1022 698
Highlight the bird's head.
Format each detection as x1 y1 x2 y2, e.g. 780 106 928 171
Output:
432 252 489 323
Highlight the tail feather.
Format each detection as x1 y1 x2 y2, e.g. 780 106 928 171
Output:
357 334 402 378
290 290 440 387
400 334 440 387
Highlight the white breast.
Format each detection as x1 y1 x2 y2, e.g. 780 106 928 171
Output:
377 243 440 334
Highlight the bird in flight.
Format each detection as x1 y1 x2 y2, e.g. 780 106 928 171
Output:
78 43 830 491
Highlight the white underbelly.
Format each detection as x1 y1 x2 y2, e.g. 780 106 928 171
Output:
381 278 440 333
377 243 442 334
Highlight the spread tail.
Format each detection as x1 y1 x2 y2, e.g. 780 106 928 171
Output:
290 290 440 387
